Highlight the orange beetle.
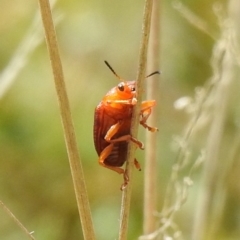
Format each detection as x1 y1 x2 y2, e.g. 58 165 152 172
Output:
94 61 159 187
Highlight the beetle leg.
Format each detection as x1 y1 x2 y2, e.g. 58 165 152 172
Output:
104 121 123 142
108 135 144 150
141 100 156 111
140 101 158 132
120 158 141 190
121 170 130 190
107 98 137 105
105 121 144 149
134 158 141 171
98 144 125 174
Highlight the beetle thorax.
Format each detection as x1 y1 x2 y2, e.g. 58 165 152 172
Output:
98 81 135 119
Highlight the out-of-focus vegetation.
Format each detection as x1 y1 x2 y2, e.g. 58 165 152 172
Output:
0 0 240 240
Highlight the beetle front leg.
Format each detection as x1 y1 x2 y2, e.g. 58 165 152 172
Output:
140 100 158 132
107 98 137 105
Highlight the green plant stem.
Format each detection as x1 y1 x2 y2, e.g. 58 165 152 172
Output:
38 1 95 239
143 0 160 235
118 1 153 240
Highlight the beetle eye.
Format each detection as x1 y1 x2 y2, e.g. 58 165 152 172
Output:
118 83 124 91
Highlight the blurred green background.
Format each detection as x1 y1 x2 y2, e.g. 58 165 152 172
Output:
1 0 239 239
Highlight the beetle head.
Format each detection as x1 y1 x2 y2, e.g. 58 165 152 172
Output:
116 81 136 97
104 60 160 102
103 80 136 107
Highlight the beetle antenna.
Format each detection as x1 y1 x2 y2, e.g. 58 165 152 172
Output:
104 61 123 81
105 60 160 80
146 71 161 78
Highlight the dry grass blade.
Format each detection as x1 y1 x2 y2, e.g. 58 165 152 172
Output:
0 201 36 240
0 0 59 100
172 0 216 40
38 0 95 239
118 0 153 239
192 21 235 240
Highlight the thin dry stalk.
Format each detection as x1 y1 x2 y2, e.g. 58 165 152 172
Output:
0 201 36 240
143 0 160 236
139 4 227 239
139 2 238 239
172 0 216 40
118 0 153 239
38 1 95 239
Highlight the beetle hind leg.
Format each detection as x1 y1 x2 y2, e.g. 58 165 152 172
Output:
98 144 125 174
121 170 130 190
120 158 141 190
